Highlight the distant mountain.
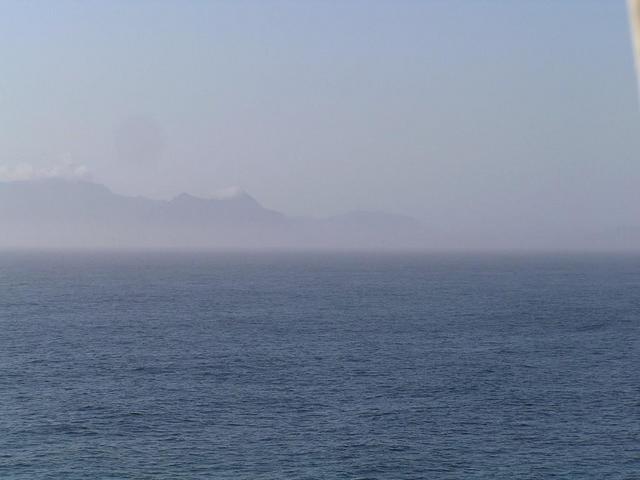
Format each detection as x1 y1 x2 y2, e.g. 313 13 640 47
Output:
162 191 285 225
0 179 429 249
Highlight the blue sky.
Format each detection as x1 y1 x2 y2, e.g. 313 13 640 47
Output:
0 0 638 243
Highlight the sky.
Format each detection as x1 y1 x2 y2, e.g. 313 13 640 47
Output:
1 0 639 245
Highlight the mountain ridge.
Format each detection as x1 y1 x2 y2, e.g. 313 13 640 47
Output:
0 179 427 249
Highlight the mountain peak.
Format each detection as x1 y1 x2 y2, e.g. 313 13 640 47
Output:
170 189 260 209
0 177 114 195
172 192 201 203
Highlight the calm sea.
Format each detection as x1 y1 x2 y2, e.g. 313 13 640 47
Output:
0 252 638 479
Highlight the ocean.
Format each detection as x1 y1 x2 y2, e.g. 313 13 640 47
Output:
0 252 638 479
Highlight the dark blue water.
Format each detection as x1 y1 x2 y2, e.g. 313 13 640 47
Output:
0 252 638 479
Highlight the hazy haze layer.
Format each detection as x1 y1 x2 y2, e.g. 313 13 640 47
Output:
1 1 639 249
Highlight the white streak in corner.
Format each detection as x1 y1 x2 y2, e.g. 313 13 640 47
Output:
629 0 640 96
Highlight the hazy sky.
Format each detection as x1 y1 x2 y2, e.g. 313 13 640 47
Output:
1 0 639 242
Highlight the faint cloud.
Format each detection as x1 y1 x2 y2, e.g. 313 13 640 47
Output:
212 186 248 199
0 157 91 182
